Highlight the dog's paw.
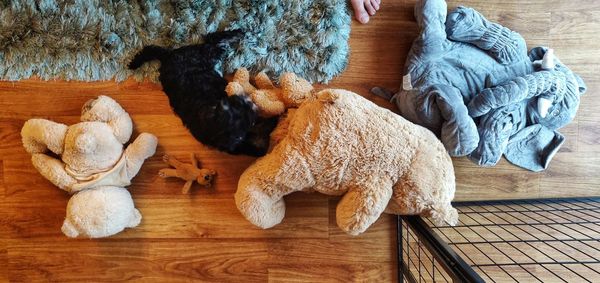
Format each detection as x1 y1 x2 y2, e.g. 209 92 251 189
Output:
162 154 170 163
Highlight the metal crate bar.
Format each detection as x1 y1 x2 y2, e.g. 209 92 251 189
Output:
398 197 600 283
398 215 485 283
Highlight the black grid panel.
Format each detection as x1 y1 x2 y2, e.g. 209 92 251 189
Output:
399 198 600 283
399 217 454 282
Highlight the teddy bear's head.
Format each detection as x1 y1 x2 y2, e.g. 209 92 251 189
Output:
279 72 314 107
21 96 133 174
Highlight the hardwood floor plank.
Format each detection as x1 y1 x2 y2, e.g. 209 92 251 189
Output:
0 160 7 283
5 193 328 240
268 262 395 283
7 239 268 282
454 165 543 201
578 119 600 152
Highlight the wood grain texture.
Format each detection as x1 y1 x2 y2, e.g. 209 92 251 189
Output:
1 0 599 281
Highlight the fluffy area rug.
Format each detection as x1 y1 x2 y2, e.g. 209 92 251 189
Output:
0 0 350 83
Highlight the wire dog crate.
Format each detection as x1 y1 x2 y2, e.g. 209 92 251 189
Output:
397 197 600 282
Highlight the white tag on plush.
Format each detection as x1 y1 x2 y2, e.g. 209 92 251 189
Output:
402 74 413 90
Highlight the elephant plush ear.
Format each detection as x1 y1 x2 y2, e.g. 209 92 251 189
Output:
21 119 68 155
81 95 133 144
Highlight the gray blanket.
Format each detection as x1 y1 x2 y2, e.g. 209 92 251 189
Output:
378 0 585 171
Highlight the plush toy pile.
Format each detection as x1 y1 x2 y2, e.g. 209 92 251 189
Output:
234 77 458 235
379 0 586 171
21 96 157 238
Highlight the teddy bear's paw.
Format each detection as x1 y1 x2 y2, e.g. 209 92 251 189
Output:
233 67 250 81
133 133 158 158
254 72 275 89
225 82 246 97
158 168 169 178
61 219 80 238
235 187 286 229
430 204 459 226
128 209 142 228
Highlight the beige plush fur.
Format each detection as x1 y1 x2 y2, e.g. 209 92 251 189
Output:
21 95 158 238
235 89 458 235
225 68 315 117
61 186 142 238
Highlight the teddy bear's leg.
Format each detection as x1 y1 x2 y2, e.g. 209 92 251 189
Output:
336 178 393 235
21 119 68 155
445 6 527 64
235 146 315 229
80 95 133 144
163 154 185 170
123 133 158 178
158 168 179 178
254 72 275 89
31 153 77 192
127 208 142 228
387 149 458 226
181 180 194 194
225 81 247 97
61 219 80 238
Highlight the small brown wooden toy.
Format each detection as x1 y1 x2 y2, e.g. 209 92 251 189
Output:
158 153 217 194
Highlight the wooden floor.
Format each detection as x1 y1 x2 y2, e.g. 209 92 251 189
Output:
1 0 599 282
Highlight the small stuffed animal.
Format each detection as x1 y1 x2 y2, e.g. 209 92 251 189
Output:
225 68 315 117
235 89 458 236
21 95 158 238
158 154 217 194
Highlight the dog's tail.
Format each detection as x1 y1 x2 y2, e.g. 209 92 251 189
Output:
128 45 169 70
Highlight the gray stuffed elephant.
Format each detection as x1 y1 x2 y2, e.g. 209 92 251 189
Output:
374 0 586 171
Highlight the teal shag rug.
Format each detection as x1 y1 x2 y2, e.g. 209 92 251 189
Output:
0 0 351 83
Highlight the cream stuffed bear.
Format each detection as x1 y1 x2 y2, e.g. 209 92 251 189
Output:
21 95 158 238
225 68 315 117
235 89 458 235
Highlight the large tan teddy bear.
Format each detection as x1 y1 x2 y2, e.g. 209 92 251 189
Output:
235 89 458 235
21 95 158 238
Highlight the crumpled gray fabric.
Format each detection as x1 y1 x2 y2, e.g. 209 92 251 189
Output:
504 125 565 172
387 0 586 171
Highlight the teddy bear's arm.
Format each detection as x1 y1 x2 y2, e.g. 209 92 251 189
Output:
21 119 68 155
254 72 275 89
80 95 133 144
123 133 158 179
445 6 527 65
335 179 393 236
31 154 77 192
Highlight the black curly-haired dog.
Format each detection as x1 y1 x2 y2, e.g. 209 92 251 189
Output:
129 30 277 156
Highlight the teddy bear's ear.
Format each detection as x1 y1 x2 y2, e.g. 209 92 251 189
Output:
81 96 133 144
280 73 315 107
21 119 68 155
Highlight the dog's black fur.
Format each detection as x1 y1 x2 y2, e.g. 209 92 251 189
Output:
129 30 277 156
